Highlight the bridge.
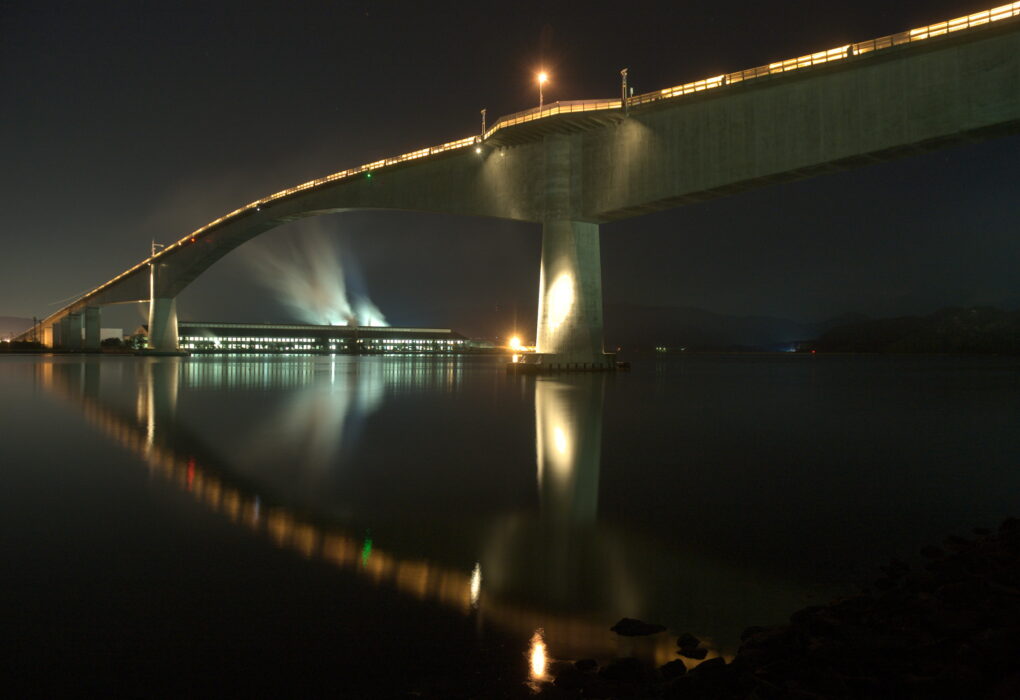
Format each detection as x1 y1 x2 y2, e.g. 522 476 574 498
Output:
17 3 1020 365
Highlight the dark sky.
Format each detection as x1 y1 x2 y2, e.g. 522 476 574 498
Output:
2 0 1018 338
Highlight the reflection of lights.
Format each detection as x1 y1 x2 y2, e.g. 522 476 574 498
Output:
470 562 482 607
509 336 522 351
53 371 694 673
511 353 521 364
361 535 373 566
529 629 548 680
546 274 574 333
553 426 569 457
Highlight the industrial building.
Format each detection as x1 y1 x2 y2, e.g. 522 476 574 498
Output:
175 322 470 354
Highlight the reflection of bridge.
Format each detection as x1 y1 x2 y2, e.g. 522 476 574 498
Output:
18 4 1020 364
39 358 682 666
37 356 830 669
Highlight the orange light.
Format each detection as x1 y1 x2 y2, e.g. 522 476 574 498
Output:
537 71 548 85
529 629 547 680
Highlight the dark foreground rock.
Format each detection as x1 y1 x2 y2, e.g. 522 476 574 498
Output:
611 618 667 637
536 517 1020 699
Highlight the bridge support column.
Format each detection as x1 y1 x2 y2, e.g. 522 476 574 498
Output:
147 297 179 352
535 220 610 367
51 321 64 349
84 306 101 352
66 313 83 350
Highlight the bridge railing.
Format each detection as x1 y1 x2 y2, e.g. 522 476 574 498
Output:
483 99 623 140
628 2 1020 107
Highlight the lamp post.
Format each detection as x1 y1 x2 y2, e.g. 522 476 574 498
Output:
621 68 629 115
537 71 548 109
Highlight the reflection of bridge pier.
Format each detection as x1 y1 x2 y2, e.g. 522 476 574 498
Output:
483 375 644 627
535 376 604 526
133 358 181 447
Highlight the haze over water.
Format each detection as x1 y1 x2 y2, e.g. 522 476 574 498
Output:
2 353 1018 695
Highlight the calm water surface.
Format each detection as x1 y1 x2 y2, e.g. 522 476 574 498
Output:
2 353 1018 695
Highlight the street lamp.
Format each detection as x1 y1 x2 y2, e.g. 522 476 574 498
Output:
537 71 548 109
620 68 629 115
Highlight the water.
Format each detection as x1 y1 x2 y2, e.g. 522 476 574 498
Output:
2 353 1018 695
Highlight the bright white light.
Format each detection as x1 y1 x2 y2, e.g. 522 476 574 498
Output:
509 336 522 351
553 426 569 456
546 274 574 333
474 147 482 154
470 562 482 607
537 71 548 85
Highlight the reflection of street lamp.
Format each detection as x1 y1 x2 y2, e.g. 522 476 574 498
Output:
537 71 548 109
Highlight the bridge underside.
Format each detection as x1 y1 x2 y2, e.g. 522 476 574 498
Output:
24 16 1020 364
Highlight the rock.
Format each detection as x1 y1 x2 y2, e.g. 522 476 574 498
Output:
689 656 727 682
991 672 1020 700
610 617 666 636
1000 517 1020 533
880 559 910 578
598 657 646 683
874 576 896 591
676 632 701 649
944 535 971 552
741 625 766 641
678 646 707 660
574 658 597 672
552 666 587 691
921 545 945 559
659 659 687 680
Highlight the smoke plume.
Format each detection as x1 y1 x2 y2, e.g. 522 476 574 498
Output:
245 224 387 327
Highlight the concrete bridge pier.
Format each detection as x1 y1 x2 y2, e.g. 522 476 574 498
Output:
147 259 179 352
535 220 611 367
84 306 101 352
147 297 179 352
51 320 64 349
66 313 83 350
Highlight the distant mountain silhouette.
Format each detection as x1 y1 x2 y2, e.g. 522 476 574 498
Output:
604 304 816 351
810 307 1020 354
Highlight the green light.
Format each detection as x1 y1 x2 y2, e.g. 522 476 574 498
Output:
361 536 372 566
366 172 372 179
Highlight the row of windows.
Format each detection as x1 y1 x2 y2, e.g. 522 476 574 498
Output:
178 336 468 353
179 336 464 345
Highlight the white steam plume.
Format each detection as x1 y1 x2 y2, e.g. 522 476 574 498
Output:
245 225 387 327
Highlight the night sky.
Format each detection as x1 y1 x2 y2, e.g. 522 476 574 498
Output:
2 0 1018 339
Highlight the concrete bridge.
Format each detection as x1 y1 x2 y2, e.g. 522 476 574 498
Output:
19 3 1020 364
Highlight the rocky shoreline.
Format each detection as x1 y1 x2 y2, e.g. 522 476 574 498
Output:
535 518 1020 699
